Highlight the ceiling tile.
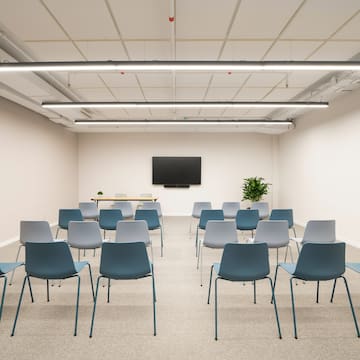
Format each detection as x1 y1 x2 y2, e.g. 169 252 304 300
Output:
221 41 272 60
137 73 173 87
108 0 170 39
287 72 325 87
175 88 207 101
281 0 360 39
76 41 127 60
333 11 360 39
100 73 139 87
126 109 151 118
94 109 128 118
176 0 238 39
0 74 51 97
44 0 118 39
111 87 145 101
309 41 360 60
0 0 66 41
77 88 116 101
263 87 303 101
142 87 173 100
234 87 273 101
126 41 172 60
230 0 302 39
205 87 239 100
25 41 83 61
198 109 228 117
264 40 322 60
246 73 286 87
243 109 273 116
176 41 222 60
222 108 258 117
175 74 212 87
66 73 105 88
211 73 249 87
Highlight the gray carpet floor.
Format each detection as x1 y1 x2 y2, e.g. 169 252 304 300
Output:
0 216 360 359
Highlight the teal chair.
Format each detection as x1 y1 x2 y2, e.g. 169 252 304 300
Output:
274 242 359 339
135 209 163 257
0 261 24 321
56 209 83 238
269 209 296 237
196 210 224 257
11 242 94 336
99 209 124 238
235 209 259 237
89 242 156 337
208 243 281 340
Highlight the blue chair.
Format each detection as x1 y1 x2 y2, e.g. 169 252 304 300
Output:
196 210 224 257
235 209 259 237
190 202 212 233
11 242 94 336
208 243 281 340
270 209 296 237
99 209 124 238
274 242 359 339
135 209 163 257
0 261 24 321
89 242 156 337
56 209 83 238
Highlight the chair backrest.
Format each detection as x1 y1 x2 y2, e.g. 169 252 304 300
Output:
25 241 77 279
251 202 269 219
100 242 151 279
99 209 124 230
294 242 345 281
254 220 289 248
302 220 336 243
68 221 103 249
192 202 212 218
115 220 151 245
135 209 161 230
203 221 238 248
78 202 99 219
20 221 54 245
111 201 133 218
235 209 259 230
269 209 294 228
218 243 270 281
58 209 83 230
222 202 241 218
198 210 224 230
141 201 162 217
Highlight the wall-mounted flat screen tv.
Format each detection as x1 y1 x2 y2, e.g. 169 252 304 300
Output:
152 157 201 187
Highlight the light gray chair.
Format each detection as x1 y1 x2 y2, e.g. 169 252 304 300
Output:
111 201 134 219
197 220 238 286
79 202 99 221
137 193 153 209
249 220 291 264
190 201 212 234
251 202 269 220
68 221 103 261
222 202 240 219
115 220 153 258
10 221 57 285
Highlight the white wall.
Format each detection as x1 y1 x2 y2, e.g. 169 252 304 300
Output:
0 97 78 244
278 88 360 247
78 132 276 215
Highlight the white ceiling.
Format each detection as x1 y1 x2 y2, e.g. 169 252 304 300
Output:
0 0 360 133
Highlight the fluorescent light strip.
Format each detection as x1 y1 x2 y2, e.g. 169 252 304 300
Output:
1 61 360 72
74 120 293 126
43 102 328 109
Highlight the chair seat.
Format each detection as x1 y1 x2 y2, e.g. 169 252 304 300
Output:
279 263 296 275
347 263 360 273
0 262 24 275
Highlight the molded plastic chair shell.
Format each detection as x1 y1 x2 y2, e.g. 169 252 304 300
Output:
192 202 212 218
198 210 225 230
251 202 269 219
99 209 124 231
203 221 238 249
253 220 290 249
20 221 54 245
270 209 294 229
115 220 151 246
79 202 99 220
221 202 240 219
302 220 336 244
135 209 161 230
68 221 103 250
141 201 163 217
235 209 260 231
111 201 133 219
58 209 83 231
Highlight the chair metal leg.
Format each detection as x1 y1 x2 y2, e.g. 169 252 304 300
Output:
107 278 111 303
292 227 297 238
316 281 320 303
215 277 219 340
27 276 34 303
276 248 279 265
284 245 288 263
207 265 214 304
11 276 28 336
341 276 360 337
0 276 7 321
290 277 298 339
152 271 157 336
74 275 81 336
93 249 96 257
55 227 60 238
87 263 95 301
195 227 199 257
272 264 280 304
78 249 80 262
89 276 102 338
46 279 50 302
83 249 86 257
9 244 23 285
160 226 164 257
253 280 256 304
267 277 282 339
330 278 337 303
151 264 157 302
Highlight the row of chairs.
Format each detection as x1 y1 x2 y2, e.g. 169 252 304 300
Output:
0 241 156 337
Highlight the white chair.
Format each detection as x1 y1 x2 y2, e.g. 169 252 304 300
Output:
197 220 238 286
79 202 99 221
222 202 240 219
251 202 269 220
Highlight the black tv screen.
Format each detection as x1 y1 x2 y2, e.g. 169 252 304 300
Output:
152 157 201 186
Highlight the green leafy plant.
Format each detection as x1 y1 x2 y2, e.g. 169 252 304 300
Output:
242 177 270 202
97 191 103 195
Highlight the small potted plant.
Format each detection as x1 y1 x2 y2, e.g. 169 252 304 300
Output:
97 191 104 196
242 177 270 203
